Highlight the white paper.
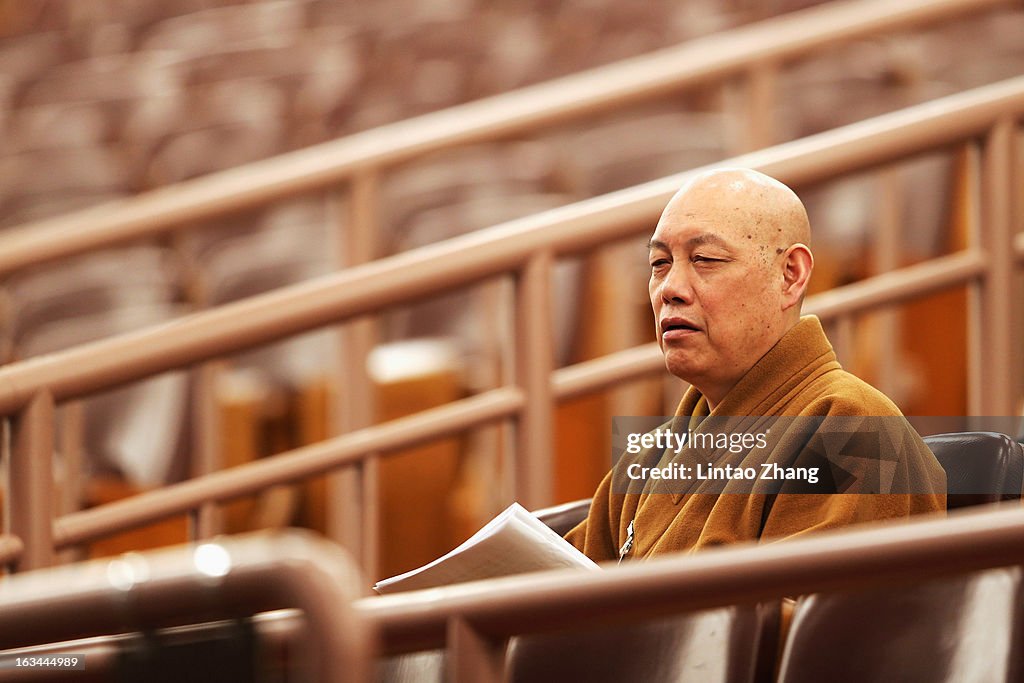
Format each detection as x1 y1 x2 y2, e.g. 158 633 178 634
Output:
373 503 599 594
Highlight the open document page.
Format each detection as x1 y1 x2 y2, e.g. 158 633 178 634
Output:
374 502 600 594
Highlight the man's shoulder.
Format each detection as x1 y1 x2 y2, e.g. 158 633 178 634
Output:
796 366 905 418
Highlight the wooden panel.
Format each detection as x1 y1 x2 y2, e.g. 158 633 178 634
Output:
294 376 334 533
554 392 609 503
84 475 188 558
216 373 297 535
898 148 971 416
375 363 464 580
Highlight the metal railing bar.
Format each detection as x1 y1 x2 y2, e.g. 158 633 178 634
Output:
7 392 54 571
976 116 1018 415
514 252 556 508
806 250 987 320
53 387 524 548
553 344 665 400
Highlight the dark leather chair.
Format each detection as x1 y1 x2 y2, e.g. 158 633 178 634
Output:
376 652 446 683
377 606 780 683
777 568 1023 683
924 432 1024 508
532 498 592 536
507 603 780 683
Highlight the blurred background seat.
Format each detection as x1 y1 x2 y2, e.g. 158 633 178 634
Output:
15 303 192 559
138 1 309 54
198 219 337 534
533 497 592 537
3 246 182 361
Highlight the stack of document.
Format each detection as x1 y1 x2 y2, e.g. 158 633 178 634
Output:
374 503 600 594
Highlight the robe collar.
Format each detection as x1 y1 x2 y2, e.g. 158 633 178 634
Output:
674 315 840 419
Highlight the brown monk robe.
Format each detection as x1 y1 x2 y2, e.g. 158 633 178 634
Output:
564 315 946 562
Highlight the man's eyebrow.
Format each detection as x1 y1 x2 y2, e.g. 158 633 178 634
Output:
647 234 731 251
685 233 730 249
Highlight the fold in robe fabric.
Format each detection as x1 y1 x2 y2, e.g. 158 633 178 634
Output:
565 315 946 562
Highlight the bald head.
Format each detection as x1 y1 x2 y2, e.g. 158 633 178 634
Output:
648 168 815 407
664 168 811 254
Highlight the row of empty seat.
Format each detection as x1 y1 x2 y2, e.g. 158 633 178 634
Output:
0 0 732 226
3 0 1023 230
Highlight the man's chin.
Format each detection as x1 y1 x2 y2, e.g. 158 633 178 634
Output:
664 355 705 383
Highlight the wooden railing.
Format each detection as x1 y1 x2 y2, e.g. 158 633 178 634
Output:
0 77 1020 577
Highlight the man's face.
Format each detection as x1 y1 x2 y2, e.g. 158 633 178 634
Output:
648 181 790 405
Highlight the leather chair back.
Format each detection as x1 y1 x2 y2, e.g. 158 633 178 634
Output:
777 568 1022 683
532 498 591 536
507 603 779 683
924 432 1024 508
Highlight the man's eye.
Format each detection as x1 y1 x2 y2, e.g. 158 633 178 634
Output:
650 259 670 268
692 255 721 263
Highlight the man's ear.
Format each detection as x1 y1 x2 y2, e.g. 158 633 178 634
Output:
781 243 813 310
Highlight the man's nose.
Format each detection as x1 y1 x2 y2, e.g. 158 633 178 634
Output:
659 264 694 304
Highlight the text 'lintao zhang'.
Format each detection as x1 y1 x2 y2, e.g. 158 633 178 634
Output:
626 462 821 484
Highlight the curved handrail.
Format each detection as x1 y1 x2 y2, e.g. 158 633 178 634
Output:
0 76 1021 415
0 0 1013 276
0 530 370 683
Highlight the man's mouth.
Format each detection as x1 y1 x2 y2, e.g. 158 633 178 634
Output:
661 318 701 340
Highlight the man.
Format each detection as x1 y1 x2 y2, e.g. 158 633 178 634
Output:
565 167 946 563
